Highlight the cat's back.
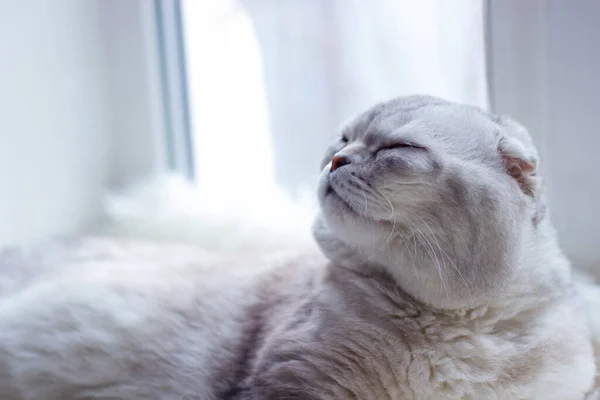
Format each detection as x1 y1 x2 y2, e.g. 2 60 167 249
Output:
0 237 324 399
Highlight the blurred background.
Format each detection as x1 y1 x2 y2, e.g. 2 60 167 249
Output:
0 0 599 272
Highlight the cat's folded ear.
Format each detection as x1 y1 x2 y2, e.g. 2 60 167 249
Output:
496 116 541 197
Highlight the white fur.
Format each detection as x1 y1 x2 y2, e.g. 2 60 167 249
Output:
2 96 600 399
98 172 600 398
100 174 318 254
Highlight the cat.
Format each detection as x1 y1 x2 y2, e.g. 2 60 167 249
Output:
0 95 597 399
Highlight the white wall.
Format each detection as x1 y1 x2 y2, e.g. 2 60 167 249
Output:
488 0 600 271
0 0 110 246
0 0 162 246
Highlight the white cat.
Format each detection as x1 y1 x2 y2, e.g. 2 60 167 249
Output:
0 95 597 399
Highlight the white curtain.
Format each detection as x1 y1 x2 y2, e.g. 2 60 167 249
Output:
183 0 487 195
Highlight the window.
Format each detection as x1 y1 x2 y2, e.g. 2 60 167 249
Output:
177 0 488 196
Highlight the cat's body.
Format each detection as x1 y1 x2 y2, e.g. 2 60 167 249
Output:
0 238 594 400
0 96 597 399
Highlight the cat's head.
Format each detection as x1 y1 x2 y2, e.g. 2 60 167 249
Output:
313 95 554 309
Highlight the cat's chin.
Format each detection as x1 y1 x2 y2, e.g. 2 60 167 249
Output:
317 177 395 246
321 180 360 216
323 185 355 216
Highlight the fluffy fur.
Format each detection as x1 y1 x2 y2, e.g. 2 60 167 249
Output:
0 95 598 399
100 173 318 254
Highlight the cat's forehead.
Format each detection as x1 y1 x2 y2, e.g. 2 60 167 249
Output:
344 96 500 151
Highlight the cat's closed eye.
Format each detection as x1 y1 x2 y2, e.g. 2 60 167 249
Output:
379 141 427 151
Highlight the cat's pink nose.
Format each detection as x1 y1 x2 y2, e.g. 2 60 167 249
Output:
330 155 350 172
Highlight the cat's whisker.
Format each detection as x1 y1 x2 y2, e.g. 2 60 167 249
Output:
401 219 421 276
360 189 369 215
363 191 398 262
415 216 474 304
379 191 398 246
410 219 449 297
345 178 379 215
339 180 379 247
351 183 378 246
380 190 396 221
365 221 396 263
357 189 378 246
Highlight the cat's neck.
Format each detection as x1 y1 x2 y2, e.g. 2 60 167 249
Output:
322 260 566 328
314 215 573 312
